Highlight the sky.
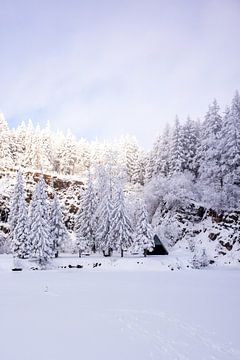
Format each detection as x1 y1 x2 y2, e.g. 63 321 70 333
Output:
0 0 240 148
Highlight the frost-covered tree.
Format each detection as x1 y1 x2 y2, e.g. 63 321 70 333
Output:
58 130 77 175
182 118 200 175
8 170 25 240
95 172 114 256
41 122 55 172
0 113 14 168
132 202 154 257
13 193 30 259
29 176 52 266
75 173 97 256
144 151 155 182
119 136 140 183
50 193 69 257
169 117 185 175
220 92 240 187
198 100 222 187
23 121 42 169
110 183 133 257
14 121 27 166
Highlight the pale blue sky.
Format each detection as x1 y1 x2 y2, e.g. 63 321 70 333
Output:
0 0 240 147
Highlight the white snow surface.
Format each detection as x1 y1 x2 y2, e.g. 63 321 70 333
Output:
0 254 240 360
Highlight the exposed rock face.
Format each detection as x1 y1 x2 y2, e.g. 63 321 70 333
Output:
0 170 85 232
152 202 240 264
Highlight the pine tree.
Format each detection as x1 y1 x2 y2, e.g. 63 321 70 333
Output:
198 99 223 187
0 113 14 168
23 121 42 170
8 170 25 240
13 193 30 259
169 117 185 175
41 122 55 172
220 92 240 186
132 202 154 257
120 136 140 183
58 130 77 175
144 151 155 182
151 125 172 178
95 172 114 256
14 121 27 166
110 183 133 257
50 193 69 257
75 173 97 256
29 176 52 266
182 118 200 175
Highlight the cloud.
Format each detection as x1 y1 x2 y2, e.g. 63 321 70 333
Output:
0 0 240 148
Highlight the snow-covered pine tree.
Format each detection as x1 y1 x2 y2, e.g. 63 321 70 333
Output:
144 150 155 182
151 134 162 177
198 99 223 188
169 117 185 175
182 117 200 175
23 120 42 170
0 113 14 169
41 122 55 172
136 150 147 186
75 173 97 257
58 130 77 175
76 138 91 173
151 124 172 178
132 202 154 257
8 170 25 241
14 121 27 166
110 183 133 257
50 192 69 257
29 176 52 266
220 92 240 187
13 192 30 259
120 135 140 183
95 171 114 256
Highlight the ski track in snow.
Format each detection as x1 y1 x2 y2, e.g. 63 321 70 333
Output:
104 309 240 360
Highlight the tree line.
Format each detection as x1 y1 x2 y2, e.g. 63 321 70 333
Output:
9 170 154 267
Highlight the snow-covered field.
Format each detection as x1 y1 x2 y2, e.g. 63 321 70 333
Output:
0 254 240 360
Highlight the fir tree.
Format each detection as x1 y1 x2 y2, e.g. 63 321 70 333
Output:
8 170 25 240
29 176 52 266
169 117 185 175
182 118 200 175
110 183 133 257
0 113 14 168
198 100 223 187
50 193 69 257
95 172 114 256
220 92 240 186
75 173 97 257
13 193 30 259
132 202 154 257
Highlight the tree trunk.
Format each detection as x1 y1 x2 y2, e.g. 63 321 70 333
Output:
144 249 147 257
121 248 124 257
79 250 82 258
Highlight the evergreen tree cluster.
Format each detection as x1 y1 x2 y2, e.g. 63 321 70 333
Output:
9 170 154 264
0 116 144 184
145 92 240 210
10 171 69 266
74 171 154 257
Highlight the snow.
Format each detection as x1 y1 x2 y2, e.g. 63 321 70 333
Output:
0 254 240 360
